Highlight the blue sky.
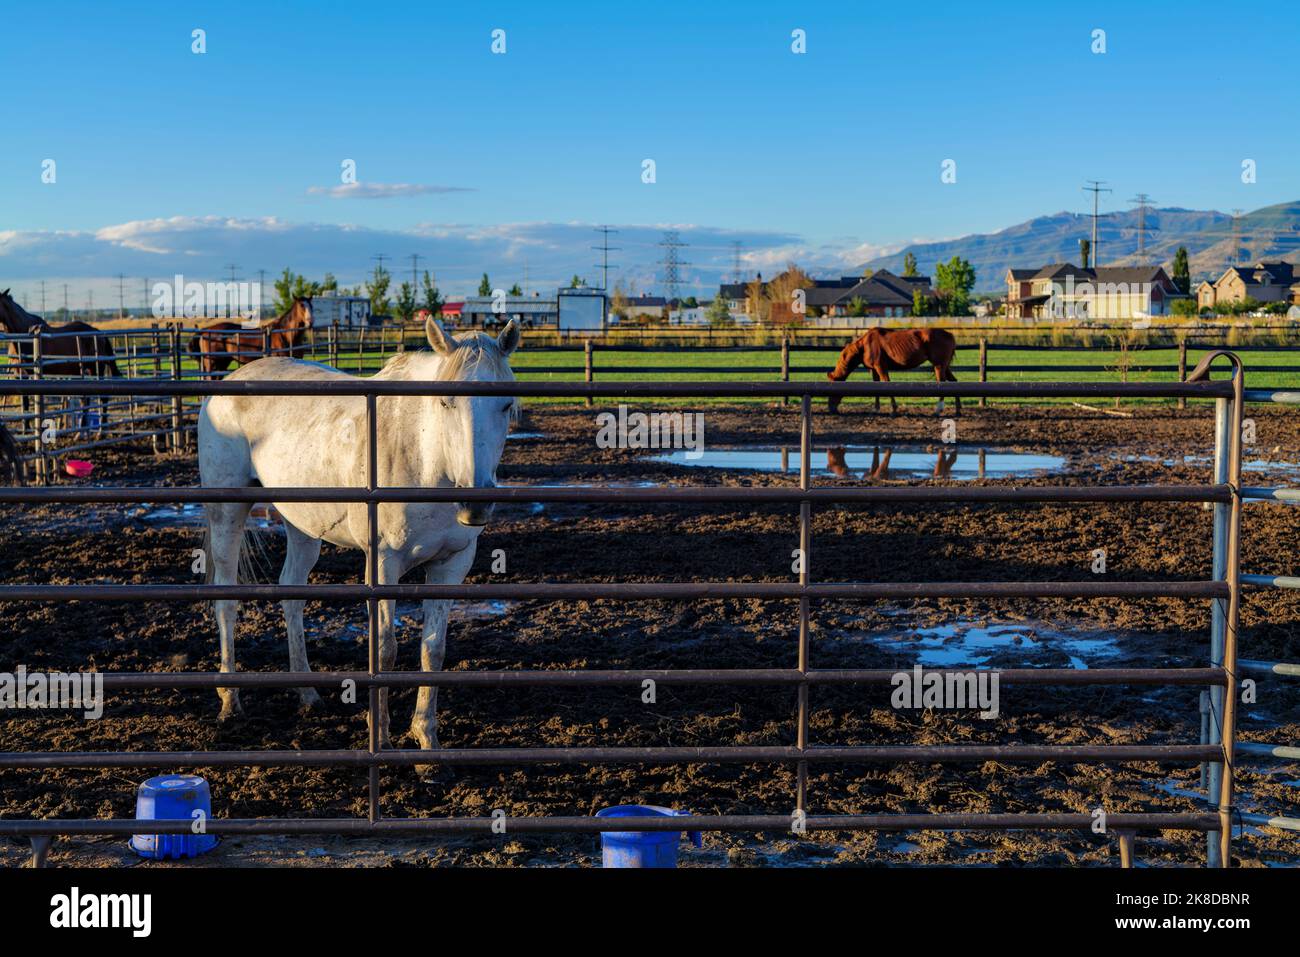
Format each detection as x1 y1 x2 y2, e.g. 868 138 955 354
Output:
2 0 1296 305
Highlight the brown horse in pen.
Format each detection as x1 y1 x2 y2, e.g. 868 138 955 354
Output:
826 327 960 415
188 296 314 377
0 289 122 377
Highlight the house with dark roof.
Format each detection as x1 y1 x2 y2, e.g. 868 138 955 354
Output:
1196 261 1300 312
1005 263 1184 320
718 270 936 321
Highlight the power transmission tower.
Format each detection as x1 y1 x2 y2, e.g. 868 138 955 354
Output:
591 226 621 291
408 253 422 294
1129 193 1155 258
657 230 691 306
372 253 388 277
1231 209 1245 264
1082 180 1112 267
38 280 46 315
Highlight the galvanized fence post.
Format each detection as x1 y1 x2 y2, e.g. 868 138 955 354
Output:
169 325 183 452
1206 392 1230 867
781 337 791 406
1178 341 1188 411
32 329 46 484
584 339 594 408
796 394 812 813
978 338 988 409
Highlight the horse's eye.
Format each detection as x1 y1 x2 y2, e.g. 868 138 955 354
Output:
439 397 453 409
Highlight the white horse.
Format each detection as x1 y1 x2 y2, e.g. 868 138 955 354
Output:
198 318 520 765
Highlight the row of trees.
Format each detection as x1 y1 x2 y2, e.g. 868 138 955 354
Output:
273 266 447 323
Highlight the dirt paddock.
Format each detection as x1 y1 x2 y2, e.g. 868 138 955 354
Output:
2 401 1299 868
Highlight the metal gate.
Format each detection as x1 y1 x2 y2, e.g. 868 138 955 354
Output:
0 351 1295 867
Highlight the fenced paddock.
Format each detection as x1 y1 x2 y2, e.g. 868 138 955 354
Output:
7 322 1300 478
1 353 1298 868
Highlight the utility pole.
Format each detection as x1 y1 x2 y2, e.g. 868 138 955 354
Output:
62 283 69 320
658 230 691 308
1231 209 1245 264
224 264 240 318
731 240 744 284
591 225 621 291
116 273 127 318
1082 180 1112 267
1129 193 1155 259
38 280 46 316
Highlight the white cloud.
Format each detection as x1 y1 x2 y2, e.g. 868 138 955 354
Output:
0 215 910 301
306 183 476 199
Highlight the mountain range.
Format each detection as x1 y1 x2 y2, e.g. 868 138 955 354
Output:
861 200 1300 293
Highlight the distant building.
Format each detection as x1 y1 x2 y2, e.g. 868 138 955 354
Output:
1196 261 1300 312
1005 264 1184 320
461 294 557 327
803 270 936 319
310 293 371 328
620 295 668 321
718 271 934 321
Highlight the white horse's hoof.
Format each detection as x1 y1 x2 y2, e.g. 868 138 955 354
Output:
297 689 323 712
415 764 455 784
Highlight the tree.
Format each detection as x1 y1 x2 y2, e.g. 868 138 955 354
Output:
394 281 417 324
934 256 976 316
478 273 492 297
1172 246 1191 294
1171 298 1198 317
610 281 629 321
705 295 734 327
764 263 813 326
846 296 868 318
320 273 339 294
902 252 918 277
273 268 322 314
508 283 522 296
911 287 929 317
421 271 444 317
1079 238 1091 269
366 264 391 318
569 275 586 288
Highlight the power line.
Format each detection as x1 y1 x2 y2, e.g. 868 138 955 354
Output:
591 226 621 291
1082 180 1112 266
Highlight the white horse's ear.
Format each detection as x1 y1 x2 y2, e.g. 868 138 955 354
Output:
496 318 520 356
426 317 456 354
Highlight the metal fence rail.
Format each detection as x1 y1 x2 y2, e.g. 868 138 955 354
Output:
0 358 1280 867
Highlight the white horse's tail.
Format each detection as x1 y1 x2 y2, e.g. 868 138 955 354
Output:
200 519 279 618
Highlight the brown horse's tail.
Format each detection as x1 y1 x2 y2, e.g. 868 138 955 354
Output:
927 329 958 369
98 336 122 377
0 421 23 485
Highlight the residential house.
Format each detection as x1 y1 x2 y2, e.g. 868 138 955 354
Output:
1005 263 1183 320
1196 261 1300 312
807 270 937 319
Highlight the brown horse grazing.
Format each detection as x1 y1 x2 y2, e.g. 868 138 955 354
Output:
826 327 959 416
188 297 314 377
0 289 122 378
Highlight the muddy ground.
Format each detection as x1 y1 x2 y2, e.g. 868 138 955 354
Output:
2 401 1299 868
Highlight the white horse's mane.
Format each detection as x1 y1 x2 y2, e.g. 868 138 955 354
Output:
374 330 519 420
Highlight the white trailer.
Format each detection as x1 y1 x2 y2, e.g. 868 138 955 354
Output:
309 295 371 328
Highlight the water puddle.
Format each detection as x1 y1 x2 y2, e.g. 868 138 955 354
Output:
838 616 1122 669
649 445 1064 480
132 502 282 529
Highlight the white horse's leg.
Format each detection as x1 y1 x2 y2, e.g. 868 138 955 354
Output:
368 550 405 750
207 502 252 719
411 545 477 776
280 522 323 710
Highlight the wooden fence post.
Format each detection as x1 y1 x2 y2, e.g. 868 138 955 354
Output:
978 338 988 409
584 338 594 408
1178 341 1188 411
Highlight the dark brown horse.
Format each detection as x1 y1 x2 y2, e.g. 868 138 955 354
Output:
188 297 314 377
0 289 121 377
826 327 959 416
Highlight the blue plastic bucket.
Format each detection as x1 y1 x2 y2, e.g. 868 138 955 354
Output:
130 774 219 859
595 805 703 868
